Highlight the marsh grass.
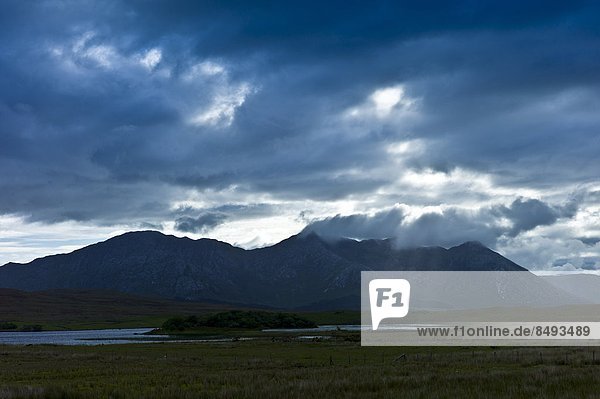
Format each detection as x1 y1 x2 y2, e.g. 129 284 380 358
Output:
0 340 599 398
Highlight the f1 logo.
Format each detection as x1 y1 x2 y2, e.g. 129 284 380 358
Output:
369 279 411 330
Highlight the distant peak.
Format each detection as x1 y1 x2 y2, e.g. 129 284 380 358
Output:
117 230 166 237
297 228 318 238
103 230 166 242
274 231 330 248
108 230 233 246
111 230 165 239
456 241 487 248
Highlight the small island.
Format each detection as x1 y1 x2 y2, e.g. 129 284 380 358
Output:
160 310 318 332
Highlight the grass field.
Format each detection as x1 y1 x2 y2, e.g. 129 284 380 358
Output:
0 338 599 398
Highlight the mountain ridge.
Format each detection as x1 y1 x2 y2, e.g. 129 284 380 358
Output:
0 230 527 309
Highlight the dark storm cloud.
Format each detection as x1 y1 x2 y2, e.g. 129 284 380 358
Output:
577 237 600 246
304 207 501 247
174 213 228 234
301 208 407 239
304 197 581 248
172 203 278 233
122 0 594 59
173 203 277 221
0 0 599 227
396 209 504 248
494 198 580 237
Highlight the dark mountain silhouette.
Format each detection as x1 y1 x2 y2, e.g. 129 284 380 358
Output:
0 231 526 309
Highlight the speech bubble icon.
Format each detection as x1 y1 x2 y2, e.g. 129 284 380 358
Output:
369 279 411 330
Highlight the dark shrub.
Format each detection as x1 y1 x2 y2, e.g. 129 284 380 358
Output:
0 322 18 330
161 311 317 331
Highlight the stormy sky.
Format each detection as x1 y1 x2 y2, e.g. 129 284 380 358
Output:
0 1 599 271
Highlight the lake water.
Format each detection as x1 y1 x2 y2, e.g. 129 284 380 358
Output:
262 324 437 332
263 325 363 332
0 328 172 346
0 326 357 345
0 324 439 345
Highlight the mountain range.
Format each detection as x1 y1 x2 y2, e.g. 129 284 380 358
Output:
0 231 527 310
